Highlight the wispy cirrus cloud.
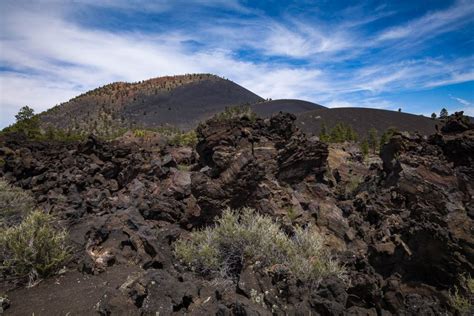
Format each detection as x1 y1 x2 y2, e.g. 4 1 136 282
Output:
352 57 474 92
449 94 474 116
0 0 473 127
450 95 472 106
377 0 474 42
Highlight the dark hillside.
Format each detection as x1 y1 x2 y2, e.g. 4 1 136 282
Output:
251 99 325 117
39 74 263 135
123 78 263 129
296 107 438 137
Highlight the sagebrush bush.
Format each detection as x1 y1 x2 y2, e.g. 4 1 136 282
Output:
174 208 344 283
0 179 35 226
0 210 70 283
449 274 473 315
169 130 198 147
212 105 257 122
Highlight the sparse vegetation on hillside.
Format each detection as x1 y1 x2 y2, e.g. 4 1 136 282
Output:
38 73 258 137
44 126 88 141
360 139 369 158
368 128 379 154
319 122 358 143
131 126 197 147
169 130 198 147
174 208 344 283
358 127 397 158
2 106 41 139
212 105 257 122
1 107 89 141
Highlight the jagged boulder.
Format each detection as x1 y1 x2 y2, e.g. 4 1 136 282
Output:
439 111 474 134
190 113 328 224
372 122 474 289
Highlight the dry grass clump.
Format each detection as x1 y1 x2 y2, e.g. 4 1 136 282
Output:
449 274 473 315
0 179 35 226
174 208 344 283
0 211 70 284
0 180 70 284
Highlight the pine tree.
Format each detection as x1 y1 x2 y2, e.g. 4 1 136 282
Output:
15 106 35 122
11 106 40 138
360 140 369 158
319 123 330 142
440 108 448 118
380 127 397 147
368 128 378 154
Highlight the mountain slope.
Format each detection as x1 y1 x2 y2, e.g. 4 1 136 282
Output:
40 74 263 135
296 107 438 137
38 74 439 138
251 99 325 117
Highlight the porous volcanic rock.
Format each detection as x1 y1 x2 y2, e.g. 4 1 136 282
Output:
1 112 473 315
190 112 329 225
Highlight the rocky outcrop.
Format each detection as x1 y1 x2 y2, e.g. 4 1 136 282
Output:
377 130 473 283
190 113 328 224
362 113 474 310
1 112 473 315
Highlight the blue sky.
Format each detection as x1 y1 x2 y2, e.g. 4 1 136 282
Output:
0 0 473 128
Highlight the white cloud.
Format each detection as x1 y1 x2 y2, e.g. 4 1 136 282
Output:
1 1 473 128
325 97 395 110
260 21 353 58
425 71 474 88
0 6 331 126
0 72 82 127
448 95 474 116
377 0 474 42
450 95 472 107
324 100 354 108
351 58 474 93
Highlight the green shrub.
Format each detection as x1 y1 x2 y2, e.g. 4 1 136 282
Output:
449 274 473 315
360 139 369 158
286 206 299 222
47 128 87 142
319 122 358 143
0 211 70 283
1 106 41 139
174 208 344 283
0 180 35 226
379 127 398 147
169 130 198 147
133 129 146 138
319 123 331 143
450 286 472 315
212 105 257 122
368 128 378 154
468 275 474 293
152 125 181 136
